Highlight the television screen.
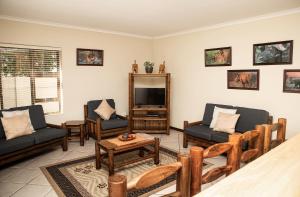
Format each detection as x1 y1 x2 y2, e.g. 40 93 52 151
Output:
135 88 165 106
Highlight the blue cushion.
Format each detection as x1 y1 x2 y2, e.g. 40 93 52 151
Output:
211 132 229 143
235 107 269 133
0 105 47 139
184 124 215 141
101 119 128 130
202 103 234 126
5 105 47 130
0 135 35 156
32 127 67 144
87 99 117 121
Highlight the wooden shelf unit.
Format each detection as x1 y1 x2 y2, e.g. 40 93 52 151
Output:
129 73 170 135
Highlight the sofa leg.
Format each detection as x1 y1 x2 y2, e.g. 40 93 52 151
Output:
183 133 188 148
62 136 68 151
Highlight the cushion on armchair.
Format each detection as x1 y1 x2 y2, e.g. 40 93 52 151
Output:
87 99 117 121
101 119 128 130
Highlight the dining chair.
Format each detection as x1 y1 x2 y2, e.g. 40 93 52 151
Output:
189 134 241 196
108 153 191 197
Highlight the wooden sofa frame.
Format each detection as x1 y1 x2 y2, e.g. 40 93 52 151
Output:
0 123 68 167
84 105 129 140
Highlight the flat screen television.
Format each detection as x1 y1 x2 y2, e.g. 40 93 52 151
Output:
135 88 165 106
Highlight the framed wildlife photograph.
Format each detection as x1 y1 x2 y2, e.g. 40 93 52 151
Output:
205 47 231 67
253 40 293 65
227 69 259 90
77 48 103 66
283 69 300 93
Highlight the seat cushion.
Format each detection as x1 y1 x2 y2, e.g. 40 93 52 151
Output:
235 107 269 133
32 127 67 144
184 124 215 141
0 135 35 156
101 119 128 130
87 99 117 121
202 103 234 126
211 132 229 143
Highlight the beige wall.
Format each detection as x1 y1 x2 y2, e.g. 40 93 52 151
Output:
1 13 300 138
0 19 153 124
153 13 300 138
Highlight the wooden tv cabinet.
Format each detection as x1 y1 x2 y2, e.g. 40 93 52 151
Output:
128 73 170 135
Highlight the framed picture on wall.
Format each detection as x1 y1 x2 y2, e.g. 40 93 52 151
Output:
253 40 293 65
283 69 300 93
205 47 231 67
227 69 259 90
77 48 103 66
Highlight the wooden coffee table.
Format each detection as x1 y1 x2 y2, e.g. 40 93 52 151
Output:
95 133 159 175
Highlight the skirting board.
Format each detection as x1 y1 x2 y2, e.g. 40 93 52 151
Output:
170 126 183 132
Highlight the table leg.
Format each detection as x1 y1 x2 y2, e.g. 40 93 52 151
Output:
108 150 114 175
85 123 89 140
154 138 160 165
95 142 101 169
80 124 84 146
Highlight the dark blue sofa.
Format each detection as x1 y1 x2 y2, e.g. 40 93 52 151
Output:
183 103 272 148
0 105 68 167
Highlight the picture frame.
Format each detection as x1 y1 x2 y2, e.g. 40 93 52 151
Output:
253 40 293 65
205 47 232 67
77 48 103 66
227 69 259 90
283 69 300 93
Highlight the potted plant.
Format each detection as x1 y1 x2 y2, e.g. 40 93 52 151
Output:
144 61 154 73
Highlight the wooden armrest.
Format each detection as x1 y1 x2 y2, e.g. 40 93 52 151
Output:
86 118 97 123
47 123 62 129
184 120 203 128
117 114 128 120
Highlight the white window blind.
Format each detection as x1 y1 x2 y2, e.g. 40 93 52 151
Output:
0 46 62 114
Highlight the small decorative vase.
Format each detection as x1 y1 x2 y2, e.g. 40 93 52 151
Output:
145 65 153 73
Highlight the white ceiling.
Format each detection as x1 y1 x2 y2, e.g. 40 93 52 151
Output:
0 0 300 38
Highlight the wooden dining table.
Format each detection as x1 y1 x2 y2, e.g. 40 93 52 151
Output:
196 133 300 197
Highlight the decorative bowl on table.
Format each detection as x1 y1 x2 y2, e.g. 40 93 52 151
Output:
118 133 136 141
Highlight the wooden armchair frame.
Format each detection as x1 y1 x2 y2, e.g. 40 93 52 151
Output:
233 125 265 168
84 105 129 140
190 134 241 196
263 118 287 153
108 154 191 197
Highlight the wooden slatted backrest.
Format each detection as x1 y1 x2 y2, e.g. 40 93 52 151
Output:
190 134 242 196
239 125 264 164
108 154 191 197
263 118 287 153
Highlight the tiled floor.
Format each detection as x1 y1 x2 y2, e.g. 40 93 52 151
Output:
0 130 226 197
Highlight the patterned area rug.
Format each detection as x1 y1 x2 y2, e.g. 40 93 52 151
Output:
41 147 211 197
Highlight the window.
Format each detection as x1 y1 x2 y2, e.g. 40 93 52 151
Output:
0 46 62 114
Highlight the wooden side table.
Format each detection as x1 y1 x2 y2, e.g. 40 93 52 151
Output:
62 120 86 146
